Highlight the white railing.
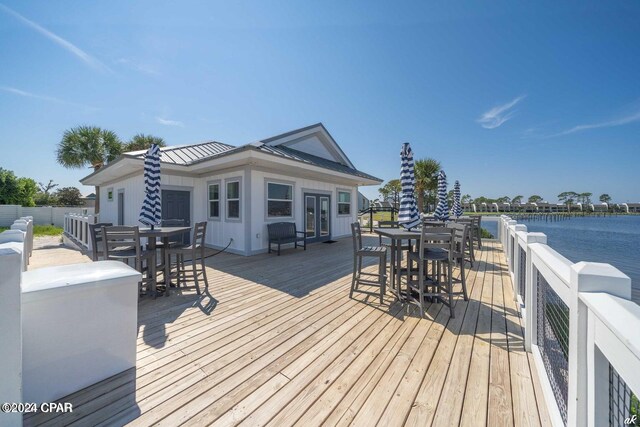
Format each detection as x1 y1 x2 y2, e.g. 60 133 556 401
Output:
499 215 639 426
63 213 96 250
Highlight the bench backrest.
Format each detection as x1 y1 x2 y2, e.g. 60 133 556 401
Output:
378 220 399 228
267 222 297 239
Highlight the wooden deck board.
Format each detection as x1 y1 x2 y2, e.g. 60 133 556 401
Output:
25 238 547 427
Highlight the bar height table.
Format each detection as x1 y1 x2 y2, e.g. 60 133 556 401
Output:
139 226 191 297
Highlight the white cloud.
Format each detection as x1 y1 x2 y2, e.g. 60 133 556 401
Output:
0 3 112 73
554 110 640 136
116 58 160 76
0 85 95 109
477 95 526 129
156 117 184 127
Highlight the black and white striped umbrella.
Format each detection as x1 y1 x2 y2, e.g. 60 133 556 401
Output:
433 170 449 221
139 144 162 228
398 142 421 230
452 180 463 218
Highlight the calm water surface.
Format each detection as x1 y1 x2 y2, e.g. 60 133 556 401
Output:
487 215 639 290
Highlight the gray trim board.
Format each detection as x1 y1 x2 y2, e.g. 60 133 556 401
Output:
244 167 252 256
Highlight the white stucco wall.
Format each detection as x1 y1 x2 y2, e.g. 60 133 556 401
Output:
99 174 197 226
250 169 357 253
97 167 357 256
197 168 247 254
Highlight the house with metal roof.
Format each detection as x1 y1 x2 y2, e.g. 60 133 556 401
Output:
81 123 382 255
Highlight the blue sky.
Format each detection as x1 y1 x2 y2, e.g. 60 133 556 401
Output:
1 1 639 203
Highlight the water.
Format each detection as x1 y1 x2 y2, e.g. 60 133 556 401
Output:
492 215 639 291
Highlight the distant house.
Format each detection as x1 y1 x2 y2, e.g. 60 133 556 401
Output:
357 191 370 211
621 203 640 213
81 193 96 208
81 123 382 255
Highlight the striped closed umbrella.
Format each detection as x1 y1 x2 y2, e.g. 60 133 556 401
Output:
398 142 421 230
139 144 162 228
433 170 449 221
452 180 463 218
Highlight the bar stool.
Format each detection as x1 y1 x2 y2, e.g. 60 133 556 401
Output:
350 222 387 304
407 227 456 318
164 222 208 295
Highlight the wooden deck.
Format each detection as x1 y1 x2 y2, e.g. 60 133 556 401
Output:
25 237 550 426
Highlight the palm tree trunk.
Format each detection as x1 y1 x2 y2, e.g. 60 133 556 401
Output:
417 192 424 213
95 186 100 216
93 165 101 216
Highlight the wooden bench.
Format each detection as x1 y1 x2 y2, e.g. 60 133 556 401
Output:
267 222 306 256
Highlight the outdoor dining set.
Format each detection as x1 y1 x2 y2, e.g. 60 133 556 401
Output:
350 216 482 318
88 220 209 298
349 142 481 318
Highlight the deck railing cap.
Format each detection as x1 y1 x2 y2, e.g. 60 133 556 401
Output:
514 224 527 232
525 232 547 244
570 262 631 299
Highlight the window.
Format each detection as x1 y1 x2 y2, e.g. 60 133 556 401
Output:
267 182 293 218
226 181 240 219
208 183 220 218
338 190 351 215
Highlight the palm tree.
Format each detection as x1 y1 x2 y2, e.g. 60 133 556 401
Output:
123 134 166 152
528 194 543 203
56 126 122 213
414 158 441 213
599 193 612 204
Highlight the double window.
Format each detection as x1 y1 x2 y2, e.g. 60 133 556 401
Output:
208 183 220 219
226 181 240 219
338 190 352 215
267 182 293 218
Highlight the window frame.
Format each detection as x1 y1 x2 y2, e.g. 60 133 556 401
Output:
266 181 294 220
207 180 221 220
225 178 242 221
337 189 352 216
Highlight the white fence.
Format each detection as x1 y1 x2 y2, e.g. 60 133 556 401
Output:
499 215 639 426
0 205 94 227
63 213 96 251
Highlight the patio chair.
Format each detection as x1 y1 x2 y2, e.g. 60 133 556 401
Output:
350 222 387 304
148 219 186 280
471 216 482 248
89 222 113 261
445 223 471 301
406 227 457 318
453 217 476 263
164 222 208 295
102 225 155 296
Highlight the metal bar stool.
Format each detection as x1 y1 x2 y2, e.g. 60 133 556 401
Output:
350 222 387 304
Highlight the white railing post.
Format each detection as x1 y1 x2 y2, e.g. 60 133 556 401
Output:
568 262 631 427
587 316 609 427
524 232 547 351
0 244 23 427
498 215 505 241
506 220 517 271
511 224 527 284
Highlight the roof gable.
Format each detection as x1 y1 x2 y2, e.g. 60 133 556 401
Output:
259 123 355 168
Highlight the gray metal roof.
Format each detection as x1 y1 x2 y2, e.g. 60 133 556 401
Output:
124 137 381 182
128 141 236 165
256 145 381 182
